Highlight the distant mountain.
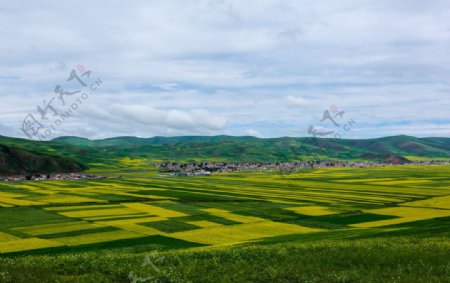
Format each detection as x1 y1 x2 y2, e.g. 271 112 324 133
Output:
53 135 260 147
52 135 450 162
358 153 411 164
0 144 86 175
0 134 449 173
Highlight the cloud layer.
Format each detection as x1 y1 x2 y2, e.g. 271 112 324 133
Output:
1 0 449 139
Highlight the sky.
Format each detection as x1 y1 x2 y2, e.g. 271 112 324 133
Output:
0 0 449 140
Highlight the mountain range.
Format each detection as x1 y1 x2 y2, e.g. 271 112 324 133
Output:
0 134 449 175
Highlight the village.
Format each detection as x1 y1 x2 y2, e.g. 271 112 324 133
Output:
1 160 448 181
159 160 450 176
0 173 105 182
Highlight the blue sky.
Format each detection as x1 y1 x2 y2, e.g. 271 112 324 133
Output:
0 0 449 140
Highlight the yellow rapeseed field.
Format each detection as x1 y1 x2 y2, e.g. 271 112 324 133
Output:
202 208 264 223
0 238 63 253
13 221 105 236
0 196 45 206
187 220 222 228
352 207 450 228
370 180 433 185
170 221 323 245
45 204 122 211
122 203 187 218
30 195 106 204
0 192 27 198
54 230 145 245
286 205 338 216
0 166 448 254
95 216 168 226
0 231 19 242
58 207 143 218
102 223 162 236
0 203 14 207
401 195 450 210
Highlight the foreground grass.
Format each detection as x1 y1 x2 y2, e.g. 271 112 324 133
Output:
1 166 449 282
1 237 449 283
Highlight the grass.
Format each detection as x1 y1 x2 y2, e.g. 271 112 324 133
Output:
0 238 449 282
0 165 449 282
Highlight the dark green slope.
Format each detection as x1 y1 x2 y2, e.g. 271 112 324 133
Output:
0 144 86 175
0 135 109 170
52 135 259 147
329 135 450 157
52 135 450 163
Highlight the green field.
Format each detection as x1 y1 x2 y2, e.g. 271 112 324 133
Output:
0 165 449 282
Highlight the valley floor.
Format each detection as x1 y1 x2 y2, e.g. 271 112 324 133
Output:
0 165 449 282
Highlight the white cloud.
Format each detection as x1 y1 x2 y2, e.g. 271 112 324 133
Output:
71 104 227 139
286 96 309 107
0 0 449 139
245 129 264 138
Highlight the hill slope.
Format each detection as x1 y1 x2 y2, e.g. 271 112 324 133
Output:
52 135 450 163
0 144 86 175
0 134 449 173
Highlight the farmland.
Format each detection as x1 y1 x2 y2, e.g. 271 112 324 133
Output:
0 165 449 282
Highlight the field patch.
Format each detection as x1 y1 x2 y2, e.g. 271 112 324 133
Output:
0 165 449 254
0 196 45 206
352 207 450 228
54 230 145 245
142 219 200 233
0 231 19 242
0 207 74 230
58 207 143 218
286 205 338 216
170 221 323 245
0 238 63 253
30 195 106 204
401 195 450 210
202 208 265 223
122 203 187 218
187 220 222 228
12 221 105 236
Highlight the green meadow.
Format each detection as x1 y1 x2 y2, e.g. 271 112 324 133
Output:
0 164 449 282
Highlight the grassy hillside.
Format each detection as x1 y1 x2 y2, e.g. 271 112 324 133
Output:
0 136 114 169
53 135 450 164
0 144 86 175
0 135 449 173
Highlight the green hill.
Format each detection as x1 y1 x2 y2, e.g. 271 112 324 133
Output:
0 144 86 175
0 134 449 173
53 135 450 162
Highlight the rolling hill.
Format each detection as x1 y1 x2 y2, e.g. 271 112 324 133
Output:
0 134 449 174
52 135 450 162
0 144 86 175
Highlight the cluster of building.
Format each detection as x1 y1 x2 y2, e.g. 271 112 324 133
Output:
410 160 450 165
2 160 448 181
159 160 450 175
161 169 212 177
0 173 104 182
159 161 375 174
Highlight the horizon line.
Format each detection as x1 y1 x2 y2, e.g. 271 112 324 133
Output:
1 133 449 142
